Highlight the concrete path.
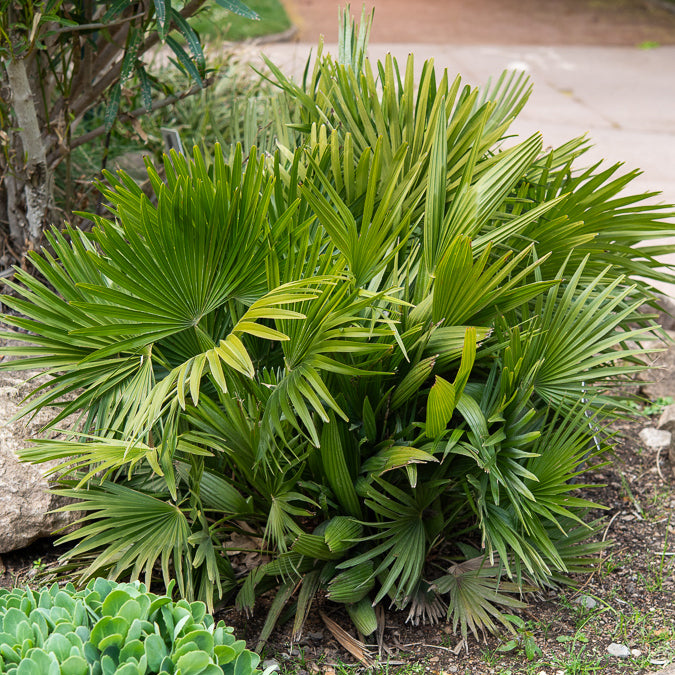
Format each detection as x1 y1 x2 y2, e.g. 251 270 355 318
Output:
258 42 675 296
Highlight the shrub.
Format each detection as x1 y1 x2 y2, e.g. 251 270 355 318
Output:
0 0 256 252
0 579 262 674
1 10 673 643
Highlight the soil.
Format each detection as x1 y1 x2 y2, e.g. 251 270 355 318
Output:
1 396 674 674
283 0 675 46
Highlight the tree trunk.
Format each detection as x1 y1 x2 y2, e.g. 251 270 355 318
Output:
4 55 52 252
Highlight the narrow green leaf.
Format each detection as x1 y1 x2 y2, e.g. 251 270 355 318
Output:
153 0 169 41
137 65 153 112
166 35 203 87
104 84 121 133
214 0 259 20
171 8 205 74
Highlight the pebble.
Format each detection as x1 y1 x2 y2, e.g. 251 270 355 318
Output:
631 649 642 657
262 660 280 673
639 427 672 450
573 594 597 609
607 642 631 658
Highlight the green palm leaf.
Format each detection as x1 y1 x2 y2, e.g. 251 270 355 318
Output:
53 482 191 595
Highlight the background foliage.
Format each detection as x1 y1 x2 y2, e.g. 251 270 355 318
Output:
0 0 255 252
2 9 674 644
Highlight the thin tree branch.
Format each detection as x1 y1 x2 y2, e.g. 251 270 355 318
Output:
52 76 213 166
47 12 145 35
69 0 207 122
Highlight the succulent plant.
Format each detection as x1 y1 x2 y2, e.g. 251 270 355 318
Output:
0 579 261 675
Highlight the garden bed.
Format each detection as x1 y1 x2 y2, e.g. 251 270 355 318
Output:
2 400 673 675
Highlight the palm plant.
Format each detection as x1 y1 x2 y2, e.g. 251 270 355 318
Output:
2 8 673 643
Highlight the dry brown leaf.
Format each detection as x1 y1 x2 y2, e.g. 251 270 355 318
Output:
320 612 375 667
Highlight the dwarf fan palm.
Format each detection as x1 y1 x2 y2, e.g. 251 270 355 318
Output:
2 8 674 642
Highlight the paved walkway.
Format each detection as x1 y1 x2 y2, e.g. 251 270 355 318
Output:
259 42 675 296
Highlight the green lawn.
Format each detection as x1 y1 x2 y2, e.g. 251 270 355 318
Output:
193 0 292 42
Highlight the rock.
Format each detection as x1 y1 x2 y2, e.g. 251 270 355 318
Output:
606 643 631 658
646 665 675 675
262 660 280 673
639 427 672 450
639 330 675 400
572 594 597 609
659 403 675 432
658 404 675 479
642 295 675 332
632 649 643 657
0 367 78 554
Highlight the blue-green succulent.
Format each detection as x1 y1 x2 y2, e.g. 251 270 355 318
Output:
0 579 261 675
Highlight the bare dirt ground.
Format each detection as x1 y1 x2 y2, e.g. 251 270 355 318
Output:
283 0 675 46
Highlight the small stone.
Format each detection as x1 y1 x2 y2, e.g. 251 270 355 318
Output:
639 427 671 450
607 642 631 658
445 668 458 674
631 649 642 657
573 594 597 609
262 660 280 673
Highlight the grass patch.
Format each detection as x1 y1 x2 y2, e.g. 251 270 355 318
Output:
192 0 292 42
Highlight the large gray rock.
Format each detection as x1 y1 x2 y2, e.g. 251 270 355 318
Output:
0 371 78 554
